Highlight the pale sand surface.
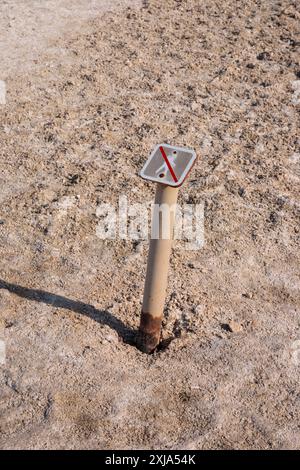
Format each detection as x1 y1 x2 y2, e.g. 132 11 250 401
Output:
0 0 300 449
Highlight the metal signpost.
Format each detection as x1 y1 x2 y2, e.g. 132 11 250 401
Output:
136 143 197 353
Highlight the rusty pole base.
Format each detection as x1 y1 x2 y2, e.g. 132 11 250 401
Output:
136 311 162 354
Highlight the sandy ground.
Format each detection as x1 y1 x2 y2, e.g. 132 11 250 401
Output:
0 0 300 450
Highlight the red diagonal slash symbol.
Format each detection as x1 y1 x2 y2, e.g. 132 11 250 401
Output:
159 146 178 183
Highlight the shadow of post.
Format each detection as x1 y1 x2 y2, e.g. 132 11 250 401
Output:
0 279 135 345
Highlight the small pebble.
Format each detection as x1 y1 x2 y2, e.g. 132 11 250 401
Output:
257 51 270 61
243 292 253 299
194 304 204 315
104 331 119 344
228 320 243 333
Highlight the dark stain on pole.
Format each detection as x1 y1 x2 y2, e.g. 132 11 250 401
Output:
136 311 162 353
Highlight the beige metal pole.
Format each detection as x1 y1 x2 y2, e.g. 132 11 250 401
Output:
136 183 179 353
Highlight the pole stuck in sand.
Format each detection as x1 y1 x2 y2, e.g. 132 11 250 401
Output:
136 144 197 353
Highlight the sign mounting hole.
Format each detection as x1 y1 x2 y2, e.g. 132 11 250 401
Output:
159 173 165 178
